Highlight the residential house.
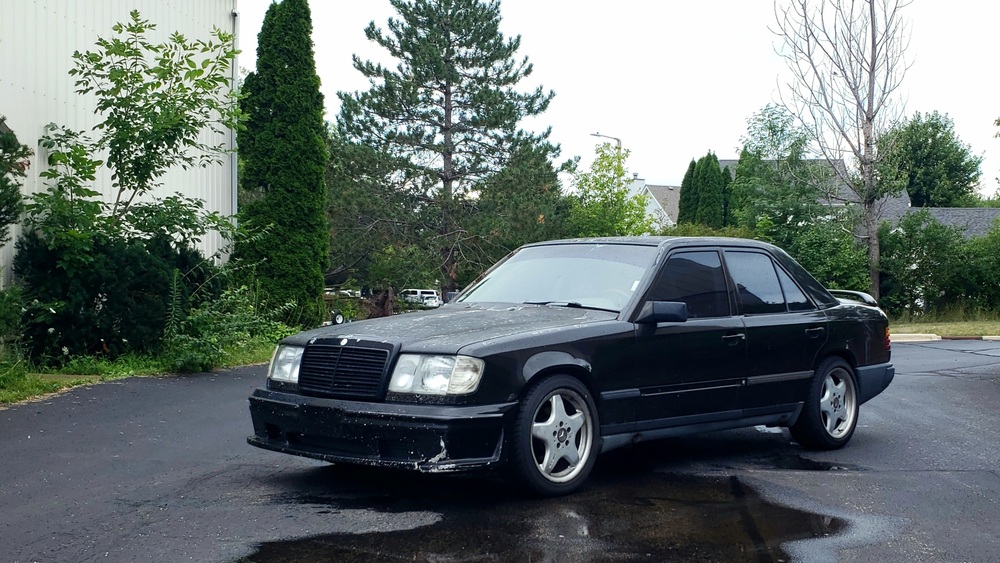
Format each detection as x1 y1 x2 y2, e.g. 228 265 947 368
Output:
627 176 679 229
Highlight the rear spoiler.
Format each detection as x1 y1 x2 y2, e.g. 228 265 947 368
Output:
828 289 880 308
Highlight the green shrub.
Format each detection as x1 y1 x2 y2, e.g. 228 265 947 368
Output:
14 231 220 365
163 284 296 373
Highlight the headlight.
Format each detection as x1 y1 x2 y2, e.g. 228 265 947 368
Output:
388 354 485 396
268 345 304 383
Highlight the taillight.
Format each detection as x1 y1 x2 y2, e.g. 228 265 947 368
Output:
885 326 891 350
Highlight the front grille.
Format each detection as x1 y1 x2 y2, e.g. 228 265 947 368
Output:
298 343 390 399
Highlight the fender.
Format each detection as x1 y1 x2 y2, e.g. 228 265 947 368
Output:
522 350 591 385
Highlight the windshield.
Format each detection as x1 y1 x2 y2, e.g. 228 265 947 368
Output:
457 243 658 311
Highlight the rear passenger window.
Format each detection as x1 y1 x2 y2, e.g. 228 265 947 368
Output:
724 251 786 315
776 266 815 311
648 251 730 318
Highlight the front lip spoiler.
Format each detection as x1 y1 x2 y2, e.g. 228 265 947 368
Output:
246 433 504 473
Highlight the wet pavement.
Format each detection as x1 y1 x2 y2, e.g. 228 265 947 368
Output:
2 341 999 562
241 458 845 563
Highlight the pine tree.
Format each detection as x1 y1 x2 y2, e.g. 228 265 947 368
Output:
338 0 557 291
235 0 329 325
693 153 725 228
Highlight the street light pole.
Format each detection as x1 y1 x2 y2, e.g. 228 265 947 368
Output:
590 132 621 148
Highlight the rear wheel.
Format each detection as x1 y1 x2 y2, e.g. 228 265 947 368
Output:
510 375 599 496
790 357 859 450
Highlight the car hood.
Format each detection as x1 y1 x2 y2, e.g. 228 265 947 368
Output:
282 303 619 354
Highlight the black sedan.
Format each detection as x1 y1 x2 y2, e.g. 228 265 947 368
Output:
248 237 894 495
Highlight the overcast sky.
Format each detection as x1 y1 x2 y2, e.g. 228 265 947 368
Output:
237 0 1000 195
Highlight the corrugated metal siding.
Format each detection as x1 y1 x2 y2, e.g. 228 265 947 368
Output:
0 0 238 284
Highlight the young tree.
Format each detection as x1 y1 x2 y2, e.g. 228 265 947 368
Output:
337 0 559 293
235 0 329 326
567 143 652 237
69 10 240 220
775 0 910 298
880 111 983 208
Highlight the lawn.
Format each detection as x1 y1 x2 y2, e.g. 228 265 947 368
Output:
890 320 1000 337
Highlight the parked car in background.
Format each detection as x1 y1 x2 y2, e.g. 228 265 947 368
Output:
422 295 442 308
248 237 894 496
401 288 441 306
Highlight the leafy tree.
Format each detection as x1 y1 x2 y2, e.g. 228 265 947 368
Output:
677 159 697 224
337 0 558 293
235 0 329 326
878 210 967 315
0 117 28 246
729 105 835 246
963 220 1000 311
776 0 910 298
69 10 240 220
880 111 983 208
566 143 652 237
784 221 869 291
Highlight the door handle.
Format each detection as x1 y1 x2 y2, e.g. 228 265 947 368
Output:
722 333 746 346
805 327 826 338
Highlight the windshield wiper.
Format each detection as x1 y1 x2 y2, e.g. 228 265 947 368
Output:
523 301 584 308
522 301 618 313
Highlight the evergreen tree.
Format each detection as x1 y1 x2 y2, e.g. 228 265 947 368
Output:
473 139 570 267
677 159 697 224
694 153 725 228
235 0 329 326
0 118 27 246
338 0 558 292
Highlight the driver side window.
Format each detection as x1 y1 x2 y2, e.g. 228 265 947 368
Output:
647 251 731 318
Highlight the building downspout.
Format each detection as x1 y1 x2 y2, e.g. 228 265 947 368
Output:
230 0 240 222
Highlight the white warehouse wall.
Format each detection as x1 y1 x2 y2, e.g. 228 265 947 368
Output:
0 0 239 285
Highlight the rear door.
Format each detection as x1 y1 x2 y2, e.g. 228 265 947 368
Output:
722 250 828 416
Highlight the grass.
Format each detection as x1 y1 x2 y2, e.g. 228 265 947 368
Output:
890 307 1000 337
890 320 1000 337
0 343 275 406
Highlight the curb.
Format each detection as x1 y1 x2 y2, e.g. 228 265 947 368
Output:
890 333 941 342
891 334 1000 342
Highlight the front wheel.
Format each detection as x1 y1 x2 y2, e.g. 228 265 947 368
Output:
790 357 859 450
510 375 599 496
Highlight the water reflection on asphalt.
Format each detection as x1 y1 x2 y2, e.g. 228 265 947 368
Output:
240 444 845 563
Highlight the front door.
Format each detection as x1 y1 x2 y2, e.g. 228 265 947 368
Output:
630 250 746 430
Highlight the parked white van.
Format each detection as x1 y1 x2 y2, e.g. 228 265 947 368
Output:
401 288 441 306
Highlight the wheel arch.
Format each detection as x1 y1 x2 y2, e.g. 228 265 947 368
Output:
521 351 594 395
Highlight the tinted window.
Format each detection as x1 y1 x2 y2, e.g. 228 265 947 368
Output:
725 251 786 315
648 251 730 318
776 266 815 311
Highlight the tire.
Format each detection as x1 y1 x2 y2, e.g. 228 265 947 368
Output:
790 357 859 450
509 375 599 496
332 312 345 324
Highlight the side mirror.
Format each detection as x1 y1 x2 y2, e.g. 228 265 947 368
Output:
635 301 688 324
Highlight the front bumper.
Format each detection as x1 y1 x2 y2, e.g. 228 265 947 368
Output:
856 362 895 404
247 389 518 472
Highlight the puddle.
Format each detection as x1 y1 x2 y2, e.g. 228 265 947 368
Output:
240 465 845 562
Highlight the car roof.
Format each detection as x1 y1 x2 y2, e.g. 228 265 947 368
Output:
521 236 781 252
